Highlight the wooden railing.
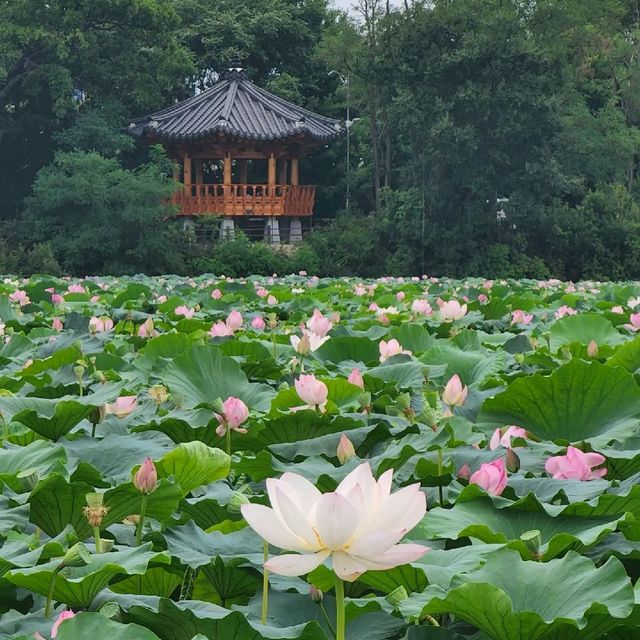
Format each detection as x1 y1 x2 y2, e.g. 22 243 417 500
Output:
171 184 316 217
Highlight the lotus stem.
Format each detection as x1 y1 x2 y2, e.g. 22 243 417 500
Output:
226 427 232 457
335 575 345 640
261 540 269 624
320 602 337 638
93 525 102 553
179 566 196 600
271 330 277 360
437 449 444 507
135 493 148 546
91 421 97 438
45 565 62 617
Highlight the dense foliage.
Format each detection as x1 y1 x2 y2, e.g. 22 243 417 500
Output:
1 275 640 638
2 0 640 277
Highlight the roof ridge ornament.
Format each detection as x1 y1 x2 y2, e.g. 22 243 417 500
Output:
225 58 246 81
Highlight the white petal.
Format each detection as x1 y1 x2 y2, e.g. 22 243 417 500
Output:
358 543 429 570
370 485 426 532
332 550 367 582
279 472 322 507
265 550 330 576
347 528 407 557
241 504 309 552
312 493 359 550
273 486 320 550
336 462 374 497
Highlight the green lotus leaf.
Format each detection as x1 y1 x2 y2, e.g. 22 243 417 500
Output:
56 612 161 639
549 313 624 352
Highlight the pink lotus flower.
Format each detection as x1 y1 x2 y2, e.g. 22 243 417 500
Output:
211 288 222 299
483 280 494 290
67 284 85 294
294 374 329 412
411 299 432 315
511 310 533 325
209 321 234 337
354 284 367 296
156 295 168 304
369 302 379 311
489 426 527 450
477 294 489 304
137 317 156 338
442 374 468 407
90 295 100 303
240 462 427 581
469 458 508 495
256 287 269 298
267 295 278 305
624 313 640 332
379 339 411 362
133 457 158 494
291 329 329 354
396 291 406 301
174 305 195 319
611 305 624 314
348 368 364 389
337 433 356 464
51 293 64 305
9 290 29 306
439 300 467 322
226 310 243 330
554 305 577 319
251 316 266 330
89 316 113 333
307 309 333 338
103 396 137 419
545 446 607 481
52 317 64 331
215 396 250 437
587 340 598 358
457 464 471 480
40 610 75 639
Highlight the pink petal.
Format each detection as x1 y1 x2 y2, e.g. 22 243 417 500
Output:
265 550 330 576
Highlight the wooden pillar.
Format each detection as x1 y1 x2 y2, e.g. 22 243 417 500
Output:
223 152 232 185
183 153 192 186
268 153 276 187
279 159 287 185
239 159 248 184
172 161 180 183
195 159 203 185
291 158 299 186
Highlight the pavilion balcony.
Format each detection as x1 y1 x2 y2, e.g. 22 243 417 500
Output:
171 184 316 217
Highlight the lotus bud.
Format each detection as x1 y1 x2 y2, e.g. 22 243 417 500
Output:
514 353 525 365
133 458 158 494
267 313 278 329
506 447 521 473
358 391 372 412
385 585 409 609
61 542 91 568
310 585 324 603
73 363 85 380
83 492 108 527
347 368 364 389
337 434 356 465
228 490 251 515
521 529 542 557
587 340 598 358
442 374 468 407
396 392 411 410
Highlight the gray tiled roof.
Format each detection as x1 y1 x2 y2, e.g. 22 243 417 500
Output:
129 70 341 143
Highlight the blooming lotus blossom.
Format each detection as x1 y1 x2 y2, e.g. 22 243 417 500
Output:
294 375 328 412
554 305 577 319
9 290 29 306
368 302 379 311
240 462 428 581
545 446 607 481
411 299 432 315
624 313 640 332
307 309 333 338
211 288 222 299
511 310 533 325
611 305 624 314
439 300 467 322
337 433 356 464
291 329 329 354
35 610 76 639
51 293 64 305
396 291 406 301
251 316 266 330
156 295 168 304
469 458 508 496
209 321 234 337
477 294 489 304
379 339 412 362
256 287 269 298
483 280 494 290
174 305 195 319
267 295 278 305
67 284 85 294
138 317 157 338
442 374 468 407
89 316 113 333
226 310 243 330
348 368 364 389
489 426 527 450
628 297 640 309
52 317 64 331
215 396 250 437
354 284 367 296
103 396 137 419
90 295 100 303
133 458 158 494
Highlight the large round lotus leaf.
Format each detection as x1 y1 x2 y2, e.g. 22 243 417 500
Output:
56 613 161 639
478 359 640 444
399 550 634 640
549 313 624 352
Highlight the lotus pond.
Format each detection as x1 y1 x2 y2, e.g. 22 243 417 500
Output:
1 274 640 640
